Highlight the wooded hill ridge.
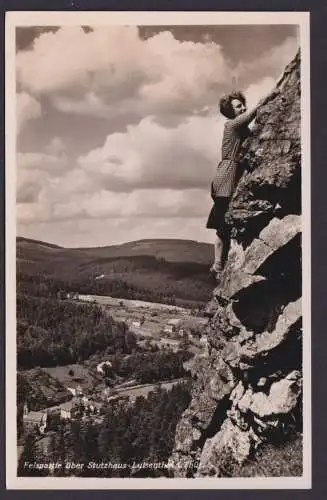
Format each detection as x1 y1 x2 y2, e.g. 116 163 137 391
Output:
17 237 214 305
17 236 213 263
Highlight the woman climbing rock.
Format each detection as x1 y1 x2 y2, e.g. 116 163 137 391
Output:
207 87 279 281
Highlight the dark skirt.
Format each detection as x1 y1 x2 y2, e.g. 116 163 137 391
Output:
206 195 230 238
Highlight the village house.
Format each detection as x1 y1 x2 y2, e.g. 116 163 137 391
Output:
81 395 89 405
96 360 112 375
67 384 83 397
48 400 75 420
24 397 104 433
164 318 182 334
59 406 72 419
77 384 83 395
48 397 103 421
87 401 102 414
159 338 180 352
23 404 48 434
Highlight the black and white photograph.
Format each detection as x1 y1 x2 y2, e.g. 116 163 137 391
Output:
5 11 311 489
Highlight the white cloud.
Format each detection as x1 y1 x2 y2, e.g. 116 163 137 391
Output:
17 151 68 172
76 71 277 195
245 77 277 108
17 92 42 133
15 27 300 247
16 27 299 125
16 150 69 203
53 168 97 197
259 36 299 76
17 26 233 119
17 168 47 203
16 72 278 222
78 114 222 191
18 186 212 224
17 201 51 223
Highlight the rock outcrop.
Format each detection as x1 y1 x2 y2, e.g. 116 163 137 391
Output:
171 51 302 477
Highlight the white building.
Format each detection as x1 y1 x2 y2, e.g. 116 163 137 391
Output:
81 396 89 405
168 318 182 327
59 407 71 420
96 360 112 374
76 385 83 396
48 400 75 420
23 404 48 434
165 318 183 333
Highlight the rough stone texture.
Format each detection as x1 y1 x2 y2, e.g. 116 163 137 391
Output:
171 51 302 477
237 370 302 418
226 51 301 244
196 419 252 477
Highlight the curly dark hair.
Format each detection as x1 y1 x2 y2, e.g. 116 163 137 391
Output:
219 90 246 119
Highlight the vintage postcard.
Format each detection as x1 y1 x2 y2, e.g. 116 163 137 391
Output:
5 11 311 489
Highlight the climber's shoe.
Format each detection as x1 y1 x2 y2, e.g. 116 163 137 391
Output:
209 265 222 282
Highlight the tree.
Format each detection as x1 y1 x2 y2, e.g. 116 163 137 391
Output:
17 402 24 439
16 294 138 369
18 434 48 477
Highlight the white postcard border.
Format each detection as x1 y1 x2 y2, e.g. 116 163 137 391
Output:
5 10 311 490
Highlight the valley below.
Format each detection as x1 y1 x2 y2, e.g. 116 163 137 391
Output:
16 237 211 477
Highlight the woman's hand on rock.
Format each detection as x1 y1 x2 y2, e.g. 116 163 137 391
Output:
259 88 281 107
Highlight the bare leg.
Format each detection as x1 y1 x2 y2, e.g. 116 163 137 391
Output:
212 231 224 272
222 231 231 268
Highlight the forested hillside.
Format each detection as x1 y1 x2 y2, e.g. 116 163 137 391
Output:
17 295 137 369
18 383 192 478
17 237 213 305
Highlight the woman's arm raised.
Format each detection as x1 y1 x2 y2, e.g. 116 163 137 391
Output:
228 88 280 129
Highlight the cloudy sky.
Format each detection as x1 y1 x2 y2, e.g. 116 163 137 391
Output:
16 24 299 247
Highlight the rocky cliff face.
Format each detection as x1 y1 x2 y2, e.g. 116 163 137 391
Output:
171 51 302 477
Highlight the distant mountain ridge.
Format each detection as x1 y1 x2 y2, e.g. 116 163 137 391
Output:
17 236 214 305
17 236 213 264
17 236 63 249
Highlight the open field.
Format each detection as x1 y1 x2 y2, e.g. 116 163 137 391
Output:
79 294 208 344
78 294 190 312
20 294 206 412
113 378 186 401
42 363 102 393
